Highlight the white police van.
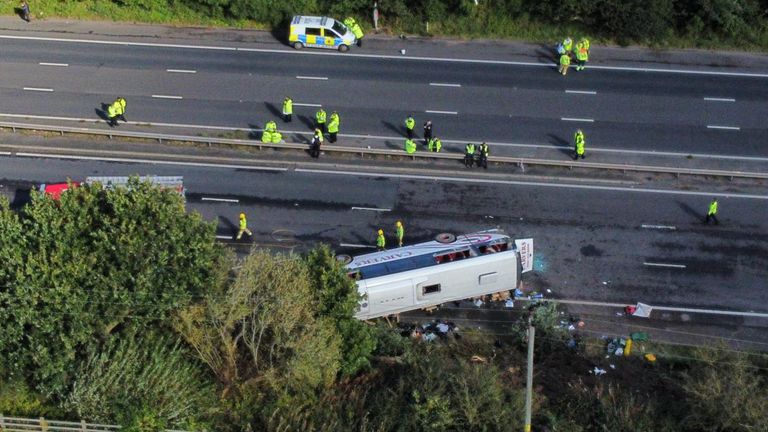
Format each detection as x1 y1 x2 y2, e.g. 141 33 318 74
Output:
288 15 356 52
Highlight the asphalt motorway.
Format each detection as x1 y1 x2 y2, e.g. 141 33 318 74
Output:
1 27 768 160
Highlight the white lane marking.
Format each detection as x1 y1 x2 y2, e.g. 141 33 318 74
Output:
426 110 458 115
644 262 686 269
296 75 328 80
295 168 768 200
152 94 183 100
166 69 197 74
3 112 768 163
351 206 391 212
641 224 677 230
340 243 376 248
216 235 232 240
4 34 768 78
39 62 69 67
565 90 597 95
14 152 289 171
524 298 768 319
0 151 11 155
293 103 322 107
430 82 462 87
202 197 239 203
23 87 54 92
703 97 735 102
561 117 594 122
707 125 740 130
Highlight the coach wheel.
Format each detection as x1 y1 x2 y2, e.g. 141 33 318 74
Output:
435 233 456 244
336 254 353 265
293 41 304 50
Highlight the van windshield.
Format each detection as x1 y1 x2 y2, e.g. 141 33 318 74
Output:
332 21 347 36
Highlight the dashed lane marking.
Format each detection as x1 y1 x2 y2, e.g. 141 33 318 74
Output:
202 197 239 203
166 69 196 73
641 224 677 230
707 125 740 130
643 262 686 269
703 97 735 102
565 90 597 95
296 75 328 80
561 117 594 122
351 206 391 212
425 110 458 115
23 87 53 92
430 82 462 87
216 235 232 240
152 94 183 100
339 243 376 248
39 62 68 67
0 151 11 156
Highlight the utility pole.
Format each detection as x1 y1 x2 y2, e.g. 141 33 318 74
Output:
524 320 535 432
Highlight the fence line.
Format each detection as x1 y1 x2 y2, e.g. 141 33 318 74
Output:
0 414 190 432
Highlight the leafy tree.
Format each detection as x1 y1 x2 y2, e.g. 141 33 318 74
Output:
0 179 222 396
305 245 376 376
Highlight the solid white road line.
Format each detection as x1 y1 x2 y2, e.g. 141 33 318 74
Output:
293 103 322 107
430 82 462 87
707 125 740 130
426 110 458 115
23 87 54 92
296 76 328 80
294 168 768 200
152 94 183 100
528 298 768 319
4 34 768 78
202 197 239 203
0 151 11 156
703 97 735 102
351 206 391 212
643 262 686 269
561 117 594 122
166 69 197 74
641 224 677 230
14 152 289 171
339 243 376 248
565 90 597 95
39 62 69 67
215 235 232 240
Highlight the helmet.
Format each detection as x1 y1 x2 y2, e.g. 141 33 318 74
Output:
377 229 384 235
396 221 402 227
239 213 245 219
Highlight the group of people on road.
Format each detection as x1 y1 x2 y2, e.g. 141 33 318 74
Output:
558 37 590 76
275 97 340 158
377 220 405 250
404 116 490 169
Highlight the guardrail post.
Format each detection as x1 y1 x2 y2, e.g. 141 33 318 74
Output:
1 413 5 428
81 419 87 431
60 130 64 136
40 416 49 432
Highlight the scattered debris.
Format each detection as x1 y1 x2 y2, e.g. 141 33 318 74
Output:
591 367 607 376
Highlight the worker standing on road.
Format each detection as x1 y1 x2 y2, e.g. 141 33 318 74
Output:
376 229 386 251
581 37 590 56
478 142 490 169
704 198 719 225
395 221 404 247
328 111 340 143
559 52 571 76
236 212 253 240
310 128 323 158
344 17 365 47
563 37 573 54
315 107 327 133
405 115 416 139
575 41 589 71
428 137 442 152
573 129 586 160
464 142 476 167
106 97 126 127
423 120 433 145
405 138 417 154
282 97 293 122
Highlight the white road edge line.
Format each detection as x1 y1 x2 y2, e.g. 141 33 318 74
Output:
14 152 289 171
565 90 597 95
703 97 735 102
23 87 54 92
296 76 328 80
39 62 69 67
643 262 686 269
429 82 462 87
202 197 239 203
293 103 322 107
522 298 768 318
152 94 183 100
425 110 458 115
351 206 391 212
0 151 11 156
339 243 376 248
707 125 740 130
561 117 594 122
166 69 197 74
215 235 232 240
641 224 677 230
